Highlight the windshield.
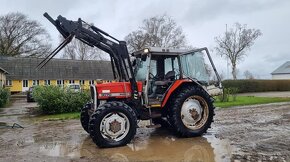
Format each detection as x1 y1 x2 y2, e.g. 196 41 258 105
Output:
135 57 150 81
180 51 209 84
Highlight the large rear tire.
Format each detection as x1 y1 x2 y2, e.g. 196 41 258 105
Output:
89 101 137 148
80 102 93 133
168 85 214 137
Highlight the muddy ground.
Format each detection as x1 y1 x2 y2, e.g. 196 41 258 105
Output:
0 99 290 162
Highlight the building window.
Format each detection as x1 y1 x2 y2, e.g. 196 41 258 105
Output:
89 80 94 85
6 80 12 86
69 80 75 84
57 80 64 86
44 80 50 85
79 80 85 85
32 80 39 86
23 80 28 87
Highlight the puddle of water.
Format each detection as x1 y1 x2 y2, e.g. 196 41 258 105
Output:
33 128 233 162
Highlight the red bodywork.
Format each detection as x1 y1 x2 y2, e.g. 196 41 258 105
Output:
161 79 192 107
96 79 192 108
96 82 143 99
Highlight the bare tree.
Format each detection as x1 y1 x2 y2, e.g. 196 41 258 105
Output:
125 15 187 52
215 23 262 80
61 38 107 60
0 12 51 57
244 70 255 79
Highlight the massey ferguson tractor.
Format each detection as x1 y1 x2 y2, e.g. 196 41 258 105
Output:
39 13 222 148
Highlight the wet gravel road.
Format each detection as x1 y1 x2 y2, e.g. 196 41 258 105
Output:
0 99 289 162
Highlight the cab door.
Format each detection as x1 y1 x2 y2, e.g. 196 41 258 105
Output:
179 48 222 95
179 49 210 84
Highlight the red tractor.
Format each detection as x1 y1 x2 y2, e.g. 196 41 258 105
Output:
40 13 222 148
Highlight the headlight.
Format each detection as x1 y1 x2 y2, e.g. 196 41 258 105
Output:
143 48 149 53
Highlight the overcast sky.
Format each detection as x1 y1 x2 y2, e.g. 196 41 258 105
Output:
1 0 290 79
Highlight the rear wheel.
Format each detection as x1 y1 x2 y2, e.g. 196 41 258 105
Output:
89 101 137 148
168 85 214 137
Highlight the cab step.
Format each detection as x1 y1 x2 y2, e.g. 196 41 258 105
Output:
146 124 161 129
150 113 162 119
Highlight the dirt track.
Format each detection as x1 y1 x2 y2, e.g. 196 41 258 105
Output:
214 103 290 161
0 99 290 162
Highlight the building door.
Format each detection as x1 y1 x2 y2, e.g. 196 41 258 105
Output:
22 80 29 92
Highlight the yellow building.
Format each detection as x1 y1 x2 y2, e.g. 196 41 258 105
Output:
0 56 113 93
0 67 9 87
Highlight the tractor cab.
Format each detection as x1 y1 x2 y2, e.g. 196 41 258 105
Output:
133 47 221 108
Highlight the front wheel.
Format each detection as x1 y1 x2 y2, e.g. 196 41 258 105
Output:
80 102 93 133
89 101 137 148
168 86 214 137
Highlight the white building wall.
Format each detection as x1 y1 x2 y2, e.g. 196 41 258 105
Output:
272 74 290 80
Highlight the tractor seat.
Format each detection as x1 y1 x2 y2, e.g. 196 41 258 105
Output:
155 71 175 86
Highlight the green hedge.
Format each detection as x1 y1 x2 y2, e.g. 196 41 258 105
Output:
222 79 290 93
33 86 90 114
0 87 10 108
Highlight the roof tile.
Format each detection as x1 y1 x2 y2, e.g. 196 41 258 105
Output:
0 56 113 80
272 61 290 74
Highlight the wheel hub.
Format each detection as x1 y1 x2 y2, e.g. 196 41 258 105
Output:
189 109 199 120
109 119 122 133
100 112 130 141
181 96 208 130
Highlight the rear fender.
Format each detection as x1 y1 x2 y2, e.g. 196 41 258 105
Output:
161 79 207 108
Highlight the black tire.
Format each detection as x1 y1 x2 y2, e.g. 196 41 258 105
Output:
168 85 214 137
89 101 137 148
80 102 93 133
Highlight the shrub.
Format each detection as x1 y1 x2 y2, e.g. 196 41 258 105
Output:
217 87 239 102
222 79 290 93
218 88 229 102
33 86 90 114
229 87 239 101
0 87 10 108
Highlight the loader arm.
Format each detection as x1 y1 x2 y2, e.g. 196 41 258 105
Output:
39 12 139 101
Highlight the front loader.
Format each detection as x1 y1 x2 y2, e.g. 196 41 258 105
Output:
40 13 222 148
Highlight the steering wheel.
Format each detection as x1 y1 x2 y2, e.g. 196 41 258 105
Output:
173 68 181 79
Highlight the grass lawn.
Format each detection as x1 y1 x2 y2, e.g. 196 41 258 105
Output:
35 112 80 121
214 96 290 108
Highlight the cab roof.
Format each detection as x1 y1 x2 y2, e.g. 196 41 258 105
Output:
132 47 189 57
